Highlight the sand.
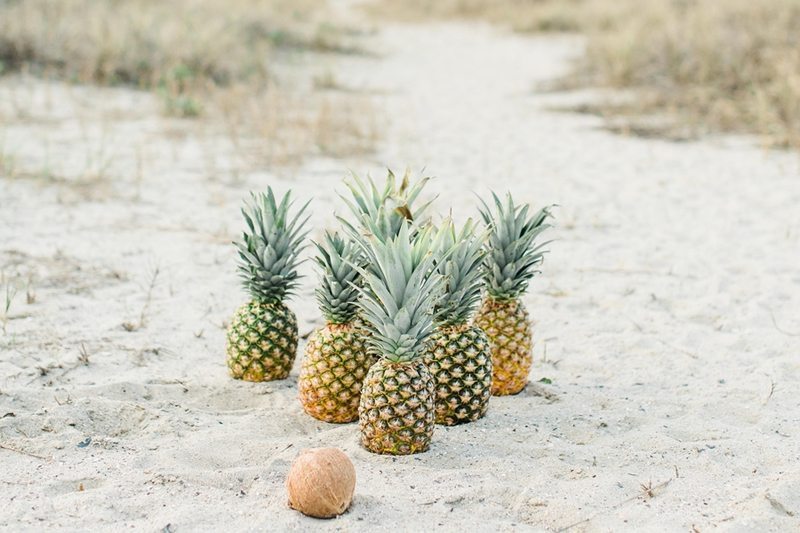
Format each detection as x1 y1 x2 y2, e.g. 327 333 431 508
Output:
2 4 800 532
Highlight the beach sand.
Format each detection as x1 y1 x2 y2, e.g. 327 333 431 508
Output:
2 5 799 532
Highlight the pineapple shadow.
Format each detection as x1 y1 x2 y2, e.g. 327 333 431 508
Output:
516 382 559 403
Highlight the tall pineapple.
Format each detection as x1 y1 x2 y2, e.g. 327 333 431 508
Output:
474 193 551 396
226 188 310 382
424 219 493 425
298 232 374 423
348 222 444 455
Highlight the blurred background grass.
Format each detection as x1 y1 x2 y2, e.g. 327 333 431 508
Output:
1 0 797 150
0 0 342 114
366 0 800 148
0 0 379 165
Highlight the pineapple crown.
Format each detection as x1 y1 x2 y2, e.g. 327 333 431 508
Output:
479 192 552 301
234 188 310 305
345 222 444 363
312 231 362 325
432 218 486 327
340 169 435 240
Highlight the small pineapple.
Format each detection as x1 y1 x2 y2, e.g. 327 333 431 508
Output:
226 188 310 382
425 219 492 425
348 221 443 455
298 232 374 423
474 193 551 396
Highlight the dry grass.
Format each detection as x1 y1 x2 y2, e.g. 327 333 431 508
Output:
573 0 800 148
363 0 594 32
214 88 380 165
367 0 800 148
0 0 344 91
0 0 379 164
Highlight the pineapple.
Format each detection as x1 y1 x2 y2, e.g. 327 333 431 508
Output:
298 232 374 423
226 188 310 382
347 221 444 455
424 219 492 425
474 193 551 396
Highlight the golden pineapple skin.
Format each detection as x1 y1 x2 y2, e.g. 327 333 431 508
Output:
474 297 532 396
359 359 435 455
298 323 373 423
425 324 492 425
226 300 298 382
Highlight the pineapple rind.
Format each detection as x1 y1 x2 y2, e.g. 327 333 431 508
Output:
474 297 532 395
226 300 298 382
299 323 374 423
425 324 492 425
359 359 435 455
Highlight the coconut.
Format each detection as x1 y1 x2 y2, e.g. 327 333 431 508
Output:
286 447 356 518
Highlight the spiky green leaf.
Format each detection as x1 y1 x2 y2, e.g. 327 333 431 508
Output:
344 223 443 363
312 231 362 324
339 169 434 240
479 192 552 300
234 188 310 304
432 218 486 326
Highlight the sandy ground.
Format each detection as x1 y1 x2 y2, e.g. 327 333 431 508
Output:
2 4 800 532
